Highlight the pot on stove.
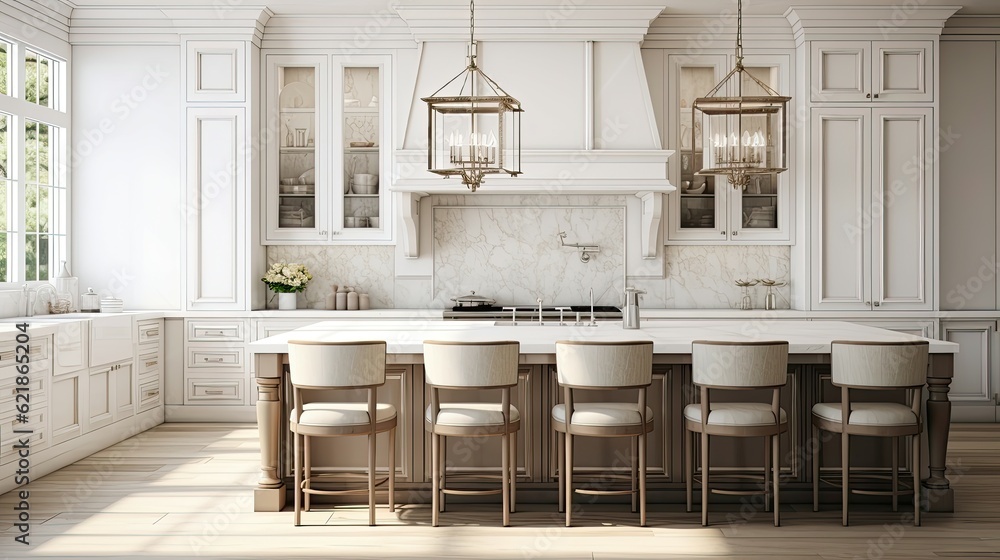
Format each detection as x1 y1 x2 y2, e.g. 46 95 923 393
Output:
450 291 497 308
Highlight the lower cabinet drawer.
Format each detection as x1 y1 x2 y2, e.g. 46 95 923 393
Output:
138 352 161 376
0 407 47 464
187 347 243 369
185 378 245 404
138 380 162 412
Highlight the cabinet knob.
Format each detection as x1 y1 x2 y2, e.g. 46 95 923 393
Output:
865 301 870 306
874 301 880 307
720 230 726 236
732 231 739 236
874 93 879 99
866 93 871 99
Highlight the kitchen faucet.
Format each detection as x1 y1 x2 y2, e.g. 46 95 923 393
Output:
536 298 544 324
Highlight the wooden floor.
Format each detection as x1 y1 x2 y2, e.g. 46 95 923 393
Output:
1 424 999 559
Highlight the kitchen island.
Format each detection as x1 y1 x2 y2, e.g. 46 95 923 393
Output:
249 320 958 513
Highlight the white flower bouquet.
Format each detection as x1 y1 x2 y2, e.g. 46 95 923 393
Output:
261 262 313 293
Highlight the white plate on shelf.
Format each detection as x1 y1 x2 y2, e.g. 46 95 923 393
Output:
298 168 315 184
279 81 315 109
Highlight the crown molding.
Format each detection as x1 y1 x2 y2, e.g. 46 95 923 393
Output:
69 5 272 45
942 15 1000 37
0 0 73 43
392 3 667 42
785 6 960 40
259 14 417 50
643 15 795 50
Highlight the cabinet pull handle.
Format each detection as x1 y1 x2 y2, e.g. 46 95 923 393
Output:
146 360 158 367
204 389 225 395
203 357 225 362
866 93 871 98
146 329 159 337
145 390 160 398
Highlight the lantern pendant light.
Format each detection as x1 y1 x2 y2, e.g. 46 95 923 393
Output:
422 0 523 192
692 0 790 190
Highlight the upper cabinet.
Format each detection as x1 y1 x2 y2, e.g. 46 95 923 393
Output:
263 53 392 245
810 41 933 103
665 53 793 244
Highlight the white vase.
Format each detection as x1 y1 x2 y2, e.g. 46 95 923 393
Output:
278 292 297 310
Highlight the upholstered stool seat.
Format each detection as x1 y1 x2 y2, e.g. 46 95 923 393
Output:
811 402 917 426
683 402 788 427
426 403 521 427
552 403 653 427
292 402 397 428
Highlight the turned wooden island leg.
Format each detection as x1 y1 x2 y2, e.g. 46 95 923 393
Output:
254 353 287 512
923 354 954 513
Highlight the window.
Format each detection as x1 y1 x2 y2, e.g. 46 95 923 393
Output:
0 36 67 283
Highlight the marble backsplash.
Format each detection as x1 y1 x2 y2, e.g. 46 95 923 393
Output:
265 202 790 310
264 245 395 309
431 205 625 307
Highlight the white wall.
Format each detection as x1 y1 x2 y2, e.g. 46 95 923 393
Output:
71 45 183 309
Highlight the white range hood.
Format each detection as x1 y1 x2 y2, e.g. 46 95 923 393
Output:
389 1 674 258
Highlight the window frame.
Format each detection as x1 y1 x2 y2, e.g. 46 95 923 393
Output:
0 32 70 286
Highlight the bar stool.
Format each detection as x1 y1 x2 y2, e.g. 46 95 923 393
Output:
287 340 396 526
423 340 520 527
812 340 929 527
552 340 654 527
684 340 789 527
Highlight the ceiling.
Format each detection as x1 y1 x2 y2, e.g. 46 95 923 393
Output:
59 0 1000 17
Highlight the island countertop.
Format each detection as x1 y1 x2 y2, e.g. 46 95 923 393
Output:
247 319 958 355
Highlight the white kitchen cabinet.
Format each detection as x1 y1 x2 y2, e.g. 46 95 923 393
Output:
942 321 998 422
50 370 83 445
810 41 933 103
0 338 49 464
263 53 392 244
810 106 933 311
113 362 135 421
665 53 793 244
86 365 114 431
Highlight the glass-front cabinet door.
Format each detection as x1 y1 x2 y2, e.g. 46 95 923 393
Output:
667 55 726 242
263 54 391 244
265 55 326 242
665 53 792 244
727 54 792 243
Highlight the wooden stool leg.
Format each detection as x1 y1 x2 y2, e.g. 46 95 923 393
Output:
764 435 772 513
510 430 517 513
639 430 647 527
812 425 820 512
565 432 574 527
502 433 510 527
293 431 302 526
701 431 710 527
439 435 447 513
842 432 850 527
557 431 565 514
389 427 396 513
892 436 899 512
772 433 780 527
368 432 376 526
685 428 693 513
913 433 921 527
631 436 638 513
303 436 311 512
431 432 440 527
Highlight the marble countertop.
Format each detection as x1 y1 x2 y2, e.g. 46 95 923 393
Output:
248 319 958 355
